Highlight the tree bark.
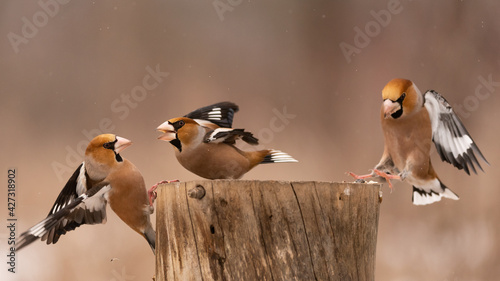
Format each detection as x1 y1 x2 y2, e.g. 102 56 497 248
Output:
155 180 381 281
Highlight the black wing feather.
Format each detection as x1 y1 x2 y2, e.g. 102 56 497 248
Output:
47 163 83 216
204 128 259 145
16 169 109 251
424 90 488 175
185 101 239 128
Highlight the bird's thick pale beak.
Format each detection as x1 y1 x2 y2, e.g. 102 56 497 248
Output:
114 136 132 154
383 99 401 119
157 121 176 141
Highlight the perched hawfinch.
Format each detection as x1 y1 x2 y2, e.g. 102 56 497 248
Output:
349 78 488 205
156 102 298 179
16 134 156 253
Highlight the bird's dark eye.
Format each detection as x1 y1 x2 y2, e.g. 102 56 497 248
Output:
397 92 406 103
172 120 185 130
103 141 114 150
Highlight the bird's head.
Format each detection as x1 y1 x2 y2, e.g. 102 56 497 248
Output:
157 117 200 152
381 78 422 119
85 134 132 170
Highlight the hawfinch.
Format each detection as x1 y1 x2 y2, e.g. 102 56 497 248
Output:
350 78 488 205
16 134 156 253
156 102 298 179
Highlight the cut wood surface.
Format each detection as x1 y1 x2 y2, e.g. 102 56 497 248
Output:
155 180 382 281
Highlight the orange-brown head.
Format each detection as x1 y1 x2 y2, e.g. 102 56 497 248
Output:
381 78 423 119
157 117 202 152
85 134 132 180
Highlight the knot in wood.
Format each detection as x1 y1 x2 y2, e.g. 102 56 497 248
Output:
188 184 206 200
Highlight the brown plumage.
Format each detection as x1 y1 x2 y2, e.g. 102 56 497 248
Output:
350 78 488 205
156 102 298 180
17 134 156 253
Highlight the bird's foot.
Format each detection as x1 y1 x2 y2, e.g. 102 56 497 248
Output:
372 169 400 191
346 171 375 180
148 180 180 206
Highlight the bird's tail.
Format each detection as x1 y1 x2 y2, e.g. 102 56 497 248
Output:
260 149 298 164
143 226 156 255
412 179 459 205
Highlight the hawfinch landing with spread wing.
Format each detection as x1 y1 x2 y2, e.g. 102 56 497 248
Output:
16 134 156 253
156 102 298 180
350 78 488 205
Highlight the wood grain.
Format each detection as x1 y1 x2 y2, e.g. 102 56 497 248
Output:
156 180 381 281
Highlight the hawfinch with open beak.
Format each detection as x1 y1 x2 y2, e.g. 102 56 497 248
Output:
16 134 156 253
156 102 298 180
350 78 488 205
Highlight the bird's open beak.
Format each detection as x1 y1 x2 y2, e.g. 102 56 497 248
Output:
157 121 176 141
383 99 401 119
114 136 132 154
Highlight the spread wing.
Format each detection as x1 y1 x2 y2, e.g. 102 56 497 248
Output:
16 163 110 250
47 163 86 215
185 101 239 128
204 128 259 145
424 90 488 175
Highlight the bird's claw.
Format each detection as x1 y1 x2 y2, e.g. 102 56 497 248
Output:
148 179 180 206
346 171 375 180
372 169 400 191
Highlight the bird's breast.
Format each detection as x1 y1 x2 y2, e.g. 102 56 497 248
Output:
382 111 432 171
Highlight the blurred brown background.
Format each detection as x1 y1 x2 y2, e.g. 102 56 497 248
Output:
1 1 499 280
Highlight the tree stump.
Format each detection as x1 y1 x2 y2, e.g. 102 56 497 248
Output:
155 180 382 281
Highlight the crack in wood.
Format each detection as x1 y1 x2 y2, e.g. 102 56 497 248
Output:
185 183 205 281
290 182 319 281
156 181 381 281
250 183 276 281
211 182 227 281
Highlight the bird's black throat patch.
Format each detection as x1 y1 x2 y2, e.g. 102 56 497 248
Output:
391 108 403 119
390 92 406 119
103 139 123 162
114 152 123 162
170 138 182 152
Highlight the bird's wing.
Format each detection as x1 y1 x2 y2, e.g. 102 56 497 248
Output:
204 128 259 145
185 102 239 128
16 163 110 250
46 163 86 215
424 90 488 175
